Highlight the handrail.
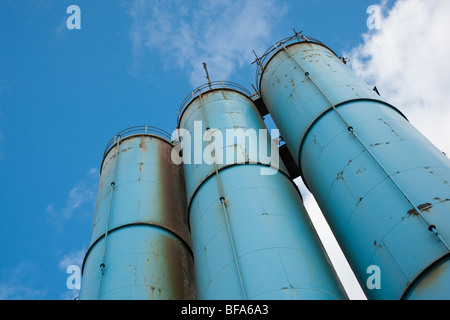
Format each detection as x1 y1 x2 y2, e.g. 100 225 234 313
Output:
102 125 173 160
252 31 337 91
177 81 252 127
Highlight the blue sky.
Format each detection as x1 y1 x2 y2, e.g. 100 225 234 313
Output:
5 0 448 300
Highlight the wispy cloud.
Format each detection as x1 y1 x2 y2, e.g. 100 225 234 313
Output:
128 0 288 86
346 0 450 154
0 262 45 300
54 17 68 37
61 181 96 219
58 249 85 272
46 168 99 224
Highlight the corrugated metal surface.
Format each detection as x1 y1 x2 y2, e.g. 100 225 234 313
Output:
178 84 347 300
79 128 197 300
258 37 450 299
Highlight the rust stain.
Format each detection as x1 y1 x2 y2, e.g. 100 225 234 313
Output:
373 240 383 249
336 171 344 181
379 119 401 138
433 197 450 203
138 162 144 181
370 142 390 147
139 136 147 150
151 286 155 298
408 203 433 216
119 146 133 154
412 261 447 294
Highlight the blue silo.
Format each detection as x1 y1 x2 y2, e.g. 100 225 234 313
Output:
79 126 197 300
255 33 450 299
177 81 347 300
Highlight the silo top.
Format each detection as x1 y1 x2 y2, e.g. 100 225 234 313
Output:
177 81 255 128
100 125 174 174
253 33 339 92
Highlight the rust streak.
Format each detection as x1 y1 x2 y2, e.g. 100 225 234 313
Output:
433 197 450 203
408 203 433 216
380 119 401 138
138 162 144 181
139 136 147 150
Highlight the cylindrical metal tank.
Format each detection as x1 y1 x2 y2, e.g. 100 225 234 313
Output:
79 126 197 300
256 34 450 300
177 81 347 300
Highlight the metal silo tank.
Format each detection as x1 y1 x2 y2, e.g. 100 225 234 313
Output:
79 126 197 300
177 81 347 300
256 33 450 300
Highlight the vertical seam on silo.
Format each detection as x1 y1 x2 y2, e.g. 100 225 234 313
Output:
197 90 248 300
279 43 450 253
98 134 121 299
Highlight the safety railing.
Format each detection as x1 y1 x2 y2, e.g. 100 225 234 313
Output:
102 125 173 160
252 30 335 91
177 81 252 127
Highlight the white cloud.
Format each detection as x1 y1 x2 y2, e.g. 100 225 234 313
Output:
347 0 450 155
128 0 288 86
0 262 45 300
54 17 68 37
47 168 98 223
61 182 96 220
58 249 85 272
88 167 99 177
46 203 55 215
